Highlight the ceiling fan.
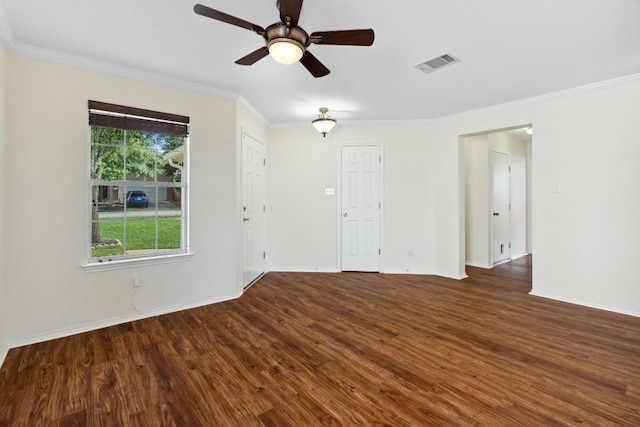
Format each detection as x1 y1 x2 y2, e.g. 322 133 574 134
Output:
194 1 375 78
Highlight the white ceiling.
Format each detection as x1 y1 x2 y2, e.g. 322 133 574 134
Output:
1 0 639 125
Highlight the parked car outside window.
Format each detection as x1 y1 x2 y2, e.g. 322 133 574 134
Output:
126 190 149 208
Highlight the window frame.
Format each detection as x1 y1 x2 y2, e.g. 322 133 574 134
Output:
84 101 192 272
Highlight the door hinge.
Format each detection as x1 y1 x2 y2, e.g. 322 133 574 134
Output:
263 158 266 166
509 242 511 249
263 205 266 213
508 166 511 172
379 202 382 209
378 248 381 255
379 156 382 163
263 251 266 259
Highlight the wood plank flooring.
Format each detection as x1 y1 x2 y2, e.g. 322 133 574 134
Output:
1 256 639 426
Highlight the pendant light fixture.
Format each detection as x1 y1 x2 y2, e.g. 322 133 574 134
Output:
311 107 336 137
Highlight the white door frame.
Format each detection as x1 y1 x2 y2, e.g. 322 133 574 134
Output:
339 142 384 272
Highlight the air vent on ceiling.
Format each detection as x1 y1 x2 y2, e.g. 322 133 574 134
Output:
414 53 460 74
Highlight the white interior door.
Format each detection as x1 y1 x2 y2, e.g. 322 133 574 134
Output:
341 145 381 272
492 150 511 264
242 133 266 288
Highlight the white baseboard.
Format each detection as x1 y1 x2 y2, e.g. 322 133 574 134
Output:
529 291 640 318
466 253 529 270
269 267 339 273
434 270 468 280
465 261 492 269
271 268 448 276
380 269 436 275
1 292 242 369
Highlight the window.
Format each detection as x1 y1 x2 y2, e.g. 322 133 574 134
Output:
87 100 189 266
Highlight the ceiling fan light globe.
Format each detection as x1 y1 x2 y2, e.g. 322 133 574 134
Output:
268 39 304 64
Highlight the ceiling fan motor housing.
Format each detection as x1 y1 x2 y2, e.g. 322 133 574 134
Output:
265 23 310 51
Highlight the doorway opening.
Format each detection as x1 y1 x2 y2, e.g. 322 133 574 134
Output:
463 126 532 268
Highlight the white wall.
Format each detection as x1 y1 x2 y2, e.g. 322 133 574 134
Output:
267 127 343 272
268 77 640 316
0 41 8 361
267 124 438 274
2 53 254 350
437 78 640 316
527 83 640 314
464 135 491 267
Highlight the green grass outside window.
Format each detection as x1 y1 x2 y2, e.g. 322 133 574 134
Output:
92 217 182 258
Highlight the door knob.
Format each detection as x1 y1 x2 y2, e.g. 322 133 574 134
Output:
343 213 348 217
493 212 500 216
243 217 250 222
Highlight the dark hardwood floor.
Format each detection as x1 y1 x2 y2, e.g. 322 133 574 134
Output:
1 256 639 426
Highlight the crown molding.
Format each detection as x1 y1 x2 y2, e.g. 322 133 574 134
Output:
0 3 242 104
270 118 438 129
342 119 438 127
237 96 269 125
269 73 640 129
10 40 240 101
0 31 272 124
437 73 640 123
1 36 273 127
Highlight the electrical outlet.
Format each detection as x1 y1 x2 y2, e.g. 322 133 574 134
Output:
132 276 141 288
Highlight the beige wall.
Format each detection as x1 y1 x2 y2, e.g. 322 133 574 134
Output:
435 80 640 314
1 53 267 353
268 78 640 316
267 124 438 274
464 134 491 266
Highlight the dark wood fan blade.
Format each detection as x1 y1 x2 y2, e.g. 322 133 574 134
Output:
310 29 375 46
194 4 265 35
235 47 270 65
300 51 330 78
278 0 303 26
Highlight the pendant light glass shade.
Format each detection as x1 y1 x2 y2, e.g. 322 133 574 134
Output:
311 107 337 137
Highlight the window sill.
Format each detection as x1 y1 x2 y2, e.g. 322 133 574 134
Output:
83 252 194 273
